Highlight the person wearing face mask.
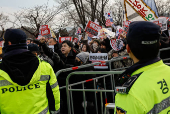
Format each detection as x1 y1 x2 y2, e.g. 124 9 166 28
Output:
90 39 100 53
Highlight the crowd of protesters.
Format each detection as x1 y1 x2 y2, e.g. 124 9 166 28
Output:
22 24 169 114
0 22 169 114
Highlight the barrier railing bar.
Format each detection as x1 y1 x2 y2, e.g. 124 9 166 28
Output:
103 77 107 104
165 63 170 65
159 47 170 51
82 83 87 114
66 71 123 114
111 67 130 71
69 89 116 92
162 58 170 62
60 73 124 90
55 62 102 78
70 86 74 114
100 91 104 114
94 80 98 114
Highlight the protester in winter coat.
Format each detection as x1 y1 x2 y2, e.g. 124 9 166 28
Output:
35 38 65 73
70 52 96 114
60 40 79 67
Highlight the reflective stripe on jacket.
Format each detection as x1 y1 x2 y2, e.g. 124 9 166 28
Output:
0 59 60 114
115 60 170 114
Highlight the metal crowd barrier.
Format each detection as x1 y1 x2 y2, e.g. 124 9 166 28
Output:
159 47 170 62
65 71 124 114
55 47 170 114
55 62 103 89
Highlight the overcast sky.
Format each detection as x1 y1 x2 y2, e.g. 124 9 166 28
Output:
0 0 57 28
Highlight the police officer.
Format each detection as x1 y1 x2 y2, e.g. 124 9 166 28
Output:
0 29 60 114
115 21 170 114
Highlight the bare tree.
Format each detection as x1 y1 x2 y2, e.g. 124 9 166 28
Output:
155 0 170 17
11 4 65 38
109 0 123 26
56 0 109 32
0 13 9 37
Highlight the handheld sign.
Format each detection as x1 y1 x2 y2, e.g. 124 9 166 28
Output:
59 37 72 43
40 25 51 36
73 38 78 43
99 28 115 37
85 21 102 37
110 39 124 51
89 53 108 69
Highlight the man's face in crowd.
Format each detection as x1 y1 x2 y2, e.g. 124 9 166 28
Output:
48 38 56 45
61 43 71 56
27 40 31 45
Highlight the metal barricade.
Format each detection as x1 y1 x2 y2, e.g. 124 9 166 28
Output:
159 47 170 62
55 62 102 89
65 71 124 114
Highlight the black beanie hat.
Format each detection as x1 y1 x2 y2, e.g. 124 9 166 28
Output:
126 21 161 46
28 43 39 52
4 29 27 44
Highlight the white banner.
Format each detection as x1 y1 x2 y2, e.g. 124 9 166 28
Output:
89 53 108 69
124 0 158 21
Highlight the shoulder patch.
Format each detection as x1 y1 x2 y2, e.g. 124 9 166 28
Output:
123 72 143 93
116 72 143 94
116 106 127 114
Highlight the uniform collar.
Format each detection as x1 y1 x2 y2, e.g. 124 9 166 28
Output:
122 57 161 77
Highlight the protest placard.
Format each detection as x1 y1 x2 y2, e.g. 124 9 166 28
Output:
73 38 78 43
151 17 167 31
40 25 51 36
59 37 72 43
110 39 124 51
123 20 131 33
105 18 113 27
89 53 108 69
99 28 115 37
85 21 102 37
116 27 124 39
37 35 42 40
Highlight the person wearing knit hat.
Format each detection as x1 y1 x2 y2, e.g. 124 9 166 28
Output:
75 52 89 65
27 43 39 56
0 29 60 114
